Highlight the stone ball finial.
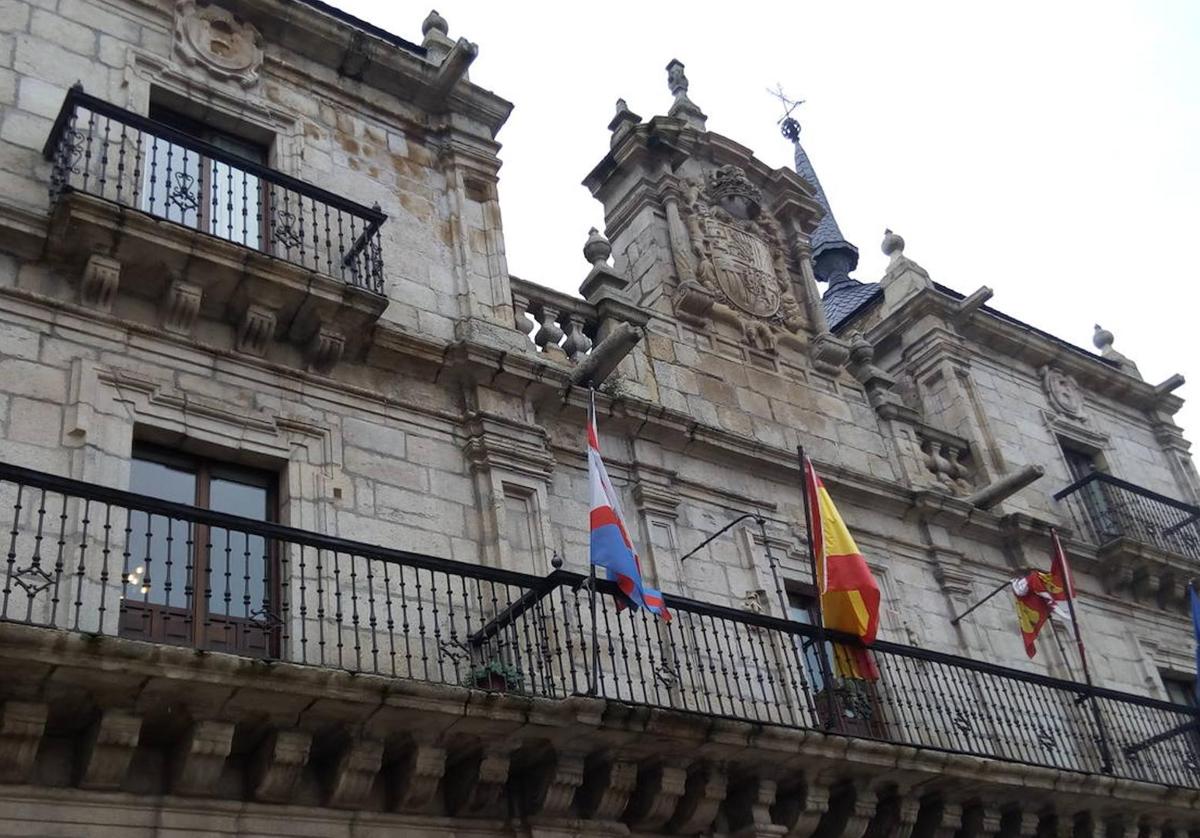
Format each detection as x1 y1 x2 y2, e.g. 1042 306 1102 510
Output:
1093 324 1114 352
881 228 905 259
422 9 448 36
583 227 611 268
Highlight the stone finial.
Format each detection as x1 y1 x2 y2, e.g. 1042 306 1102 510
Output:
608 98 642 146
421 9 454 64
1092 324 1142 379
665 58 706 129
882 228 905 264
422 9 448 36
666 59 689 98
583 227 611 268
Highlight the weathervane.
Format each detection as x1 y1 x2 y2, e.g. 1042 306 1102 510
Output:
768 83 804 142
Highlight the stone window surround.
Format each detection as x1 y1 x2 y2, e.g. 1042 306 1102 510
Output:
122 48 304 182
66 358 339 536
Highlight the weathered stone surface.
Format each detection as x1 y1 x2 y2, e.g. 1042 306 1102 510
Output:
171 720 234 797
249 730 312 803
77 709 141 790
0 701 46 784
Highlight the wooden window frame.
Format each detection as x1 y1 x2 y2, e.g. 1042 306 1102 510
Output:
119 445 280 659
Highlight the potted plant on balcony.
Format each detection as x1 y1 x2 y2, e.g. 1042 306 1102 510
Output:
465 659 522 692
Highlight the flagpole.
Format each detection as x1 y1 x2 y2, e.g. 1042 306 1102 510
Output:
949 577 1014 625
797 445 839 732
588 387 600 697
758 513 819 726
1052 527 1113 774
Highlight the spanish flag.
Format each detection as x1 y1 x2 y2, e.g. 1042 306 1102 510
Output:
804 456 881 680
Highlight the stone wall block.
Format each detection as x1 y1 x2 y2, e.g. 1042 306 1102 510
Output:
77 709 142 790
0 700 48 783
325 736 384 809
575 753 638 821
249 729 312 803
171 719 234 796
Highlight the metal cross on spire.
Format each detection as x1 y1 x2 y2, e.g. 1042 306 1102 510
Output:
768 83 804 142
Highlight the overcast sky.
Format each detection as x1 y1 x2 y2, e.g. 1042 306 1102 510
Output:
339 1 1200 440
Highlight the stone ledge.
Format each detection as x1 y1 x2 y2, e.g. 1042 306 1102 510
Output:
0 620 1196 833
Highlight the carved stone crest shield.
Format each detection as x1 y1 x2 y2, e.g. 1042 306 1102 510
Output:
670 165 806 349
708 219 780 318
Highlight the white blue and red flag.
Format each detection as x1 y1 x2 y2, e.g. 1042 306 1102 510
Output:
587 402 670 621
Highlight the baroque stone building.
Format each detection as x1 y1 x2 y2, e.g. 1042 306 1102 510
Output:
0 1 1197 836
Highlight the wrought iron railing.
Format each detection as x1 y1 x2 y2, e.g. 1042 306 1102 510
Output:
42 85 387 294
1 461 1197 789
1054 472 1200 562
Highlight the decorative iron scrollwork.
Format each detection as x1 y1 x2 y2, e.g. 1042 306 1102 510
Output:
952 710 973 735
12 564 54 597
272 209 305 250
167 170 199 213
1035 723 1058 752
248 607 283 631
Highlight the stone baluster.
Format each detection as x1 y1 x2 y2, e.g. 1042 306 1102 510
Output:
561 314 593 362
533 304 567 360
512 289 534 338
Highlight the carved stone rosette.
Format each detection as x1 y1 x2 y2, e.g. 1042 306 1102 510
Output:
667 166 806 350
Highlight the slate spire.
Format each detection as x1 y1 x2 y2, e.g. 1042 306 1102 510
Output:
791 126 859 287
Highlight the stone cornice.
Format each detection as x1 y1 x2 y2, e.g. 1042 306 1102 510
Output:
239 0 513 138
868 287 1184 416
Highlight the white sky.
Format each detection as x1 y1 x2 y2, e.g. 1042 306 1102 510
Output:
337 1 1200 444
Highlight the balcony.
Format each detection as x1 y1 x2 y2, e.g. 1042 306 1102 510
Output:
1 460 1196 796
1054 473 1200 607
40 86 389 368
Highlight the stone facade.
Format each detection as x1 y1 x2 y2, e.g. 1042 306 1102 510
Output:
0 1 1198 836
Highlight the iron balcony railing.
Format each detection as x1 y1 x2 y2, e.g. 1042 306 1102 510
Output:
1054 472 1200 562
42 85 387 294
1 461 1197 789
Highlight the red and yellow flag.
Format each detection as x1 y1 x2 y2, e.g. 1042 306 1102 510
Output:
804 457 881 680
1012 531 1074 657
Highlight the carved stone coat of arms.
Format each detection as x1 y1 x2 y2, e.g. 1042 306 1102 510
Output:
671 165 805 349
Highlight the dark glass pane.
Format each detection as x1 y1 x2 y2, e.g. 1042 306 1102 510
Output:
127 458 195 608
208 477 269 618
787 593 827 692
